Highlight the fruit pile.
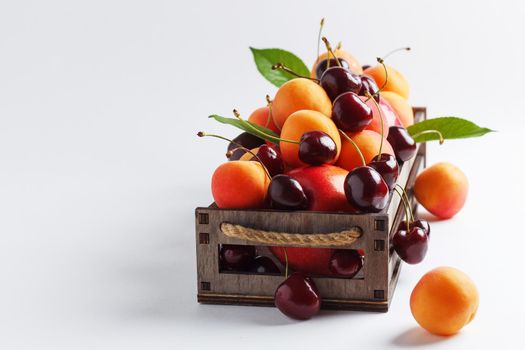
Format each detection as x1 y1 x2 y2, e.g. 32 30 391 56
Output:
198 20 490 327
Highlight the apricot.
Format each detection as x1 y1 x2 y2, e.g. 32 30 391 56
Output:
380 91 414 127
211 161 269 209
414 162 468 219
364 64 410 99
311 49 363 78
272 78 332 130
248 106 280 134
410 267 479 336
336 130 394 173
280 110 341 168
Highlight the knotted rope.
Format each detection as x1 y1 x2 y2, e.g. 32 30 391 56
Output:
220 222 362 247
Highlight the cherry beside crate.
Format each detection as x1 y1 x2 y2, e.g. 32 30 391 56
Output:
195 107 427 312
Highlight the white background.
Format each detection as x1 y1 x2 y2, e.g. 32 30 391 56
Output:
1 0 524 349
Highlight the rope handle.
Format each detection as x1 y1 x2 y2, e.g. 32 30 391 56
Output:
220 222 362 247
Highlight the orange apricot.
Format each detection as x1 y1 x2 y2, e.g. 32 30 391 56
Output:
248 106 280 134
414 162 468 219
311 49 363 78
280 110 341 169
410 267 479 336
364 64 410 99
272 78 332 130
211 161 269 209
336 130 394 172
380 91 414 127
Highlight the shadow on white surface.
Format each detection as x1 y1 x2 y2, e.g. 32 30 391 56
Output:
391 327 450 347
191 303 368 327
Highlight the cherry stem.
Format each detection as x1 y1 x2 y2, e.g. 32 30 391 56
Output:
336 41 342 51
283 247 289 278
226 147 242 158
272 63 319 82
265 95 273 130
393 186 411 232
366 92 384 156
411 130 445 144
321 37 342 67
396 184 414 222
382 46 411 61
376 57 389 93
372 47 410 97
364 59 386 102
233 109 299 145
197 131 272 180
339 129 366 167
316 18 325 63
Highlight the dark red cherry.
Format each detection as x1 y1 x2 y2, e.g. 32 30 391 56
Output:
219 245 256 270
329 250 363 278
344 166 389 213
358 75 380 102
315 57 350 78
387 126 417 162
332 92 373 132
368 153 399 190
274 272 321 320
393 227 428 264
268 174 309 210
227 132 265 160
400 219 431 239
250 144 284 176
320 66 362 101
251 256 281 274
298 131 337 165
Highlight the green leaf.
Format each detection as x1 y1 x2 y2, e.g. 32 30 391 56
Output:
208 114 281 143
250 47 310 87
407 117 494 142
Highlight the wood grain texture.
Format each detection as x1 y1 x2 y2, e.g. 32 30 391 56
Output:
195 107 427 312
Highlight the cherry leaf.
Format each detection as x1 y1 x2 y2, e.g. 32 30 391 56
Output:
407 117 494 142
208 114 280 143
250 47 310 87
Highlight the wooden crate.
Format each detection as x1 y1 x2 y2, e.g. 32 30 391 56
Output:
195 107 427 312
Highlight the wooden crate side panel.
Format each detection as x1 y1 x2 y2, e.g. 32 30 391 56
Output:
196 207 389 301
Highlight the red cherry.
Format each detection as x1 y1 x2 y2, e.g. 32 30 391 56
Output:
251 256 281 274
393 227 428 264
332 92 373 132
268 175 309 211
219 245 255 271
358 75 380 102
387 126 417 162
320 66 362 101
250 144 284 177
368 153 399 190
329 250 363 278
344 166 389 213
399 219 431 239
315 57 350 78
274 272 321 320
298 131 337 165
227 132 265 160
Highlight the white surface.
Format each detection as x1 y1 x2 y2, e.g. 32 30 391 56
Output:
1 0 524 349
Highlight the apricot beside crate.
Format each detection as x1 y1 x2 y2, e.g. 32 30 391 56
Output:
195 107 427 312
